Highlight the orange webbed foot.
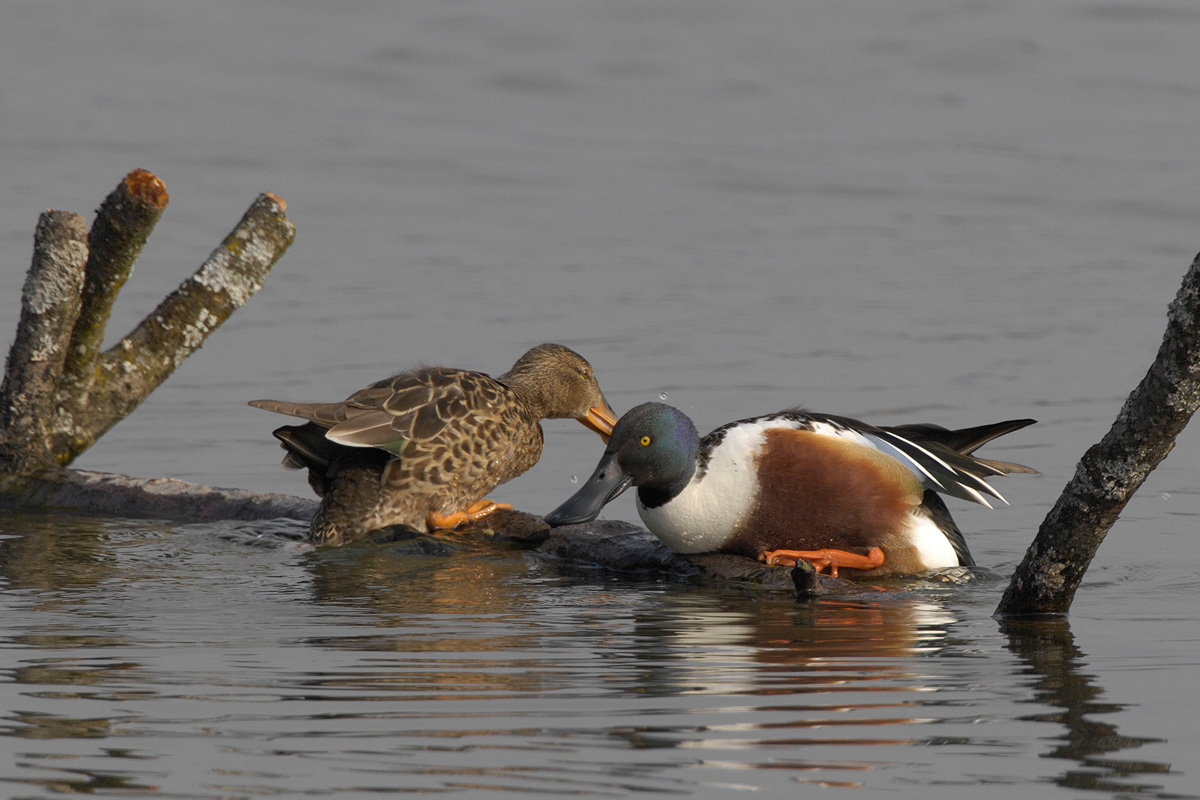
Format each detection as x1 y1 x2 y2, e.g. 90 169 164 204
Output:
759 546 885 577
427 499 514 531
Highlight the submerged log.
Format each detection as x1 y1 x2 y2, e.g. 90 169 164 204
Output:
0 170 295 475
0 472 822 591
996 251 1200 616
507 516 803 591
0 469 315 523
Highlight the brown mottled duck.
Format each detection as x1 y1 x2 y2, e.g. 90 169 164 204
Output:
250 343 617 544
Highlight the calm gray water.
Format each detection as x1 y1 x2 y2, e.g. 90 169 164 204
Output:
3 1 1200 797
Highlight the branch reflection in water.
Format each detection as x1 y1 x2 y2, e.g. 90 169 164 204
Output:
1001 617 1171 795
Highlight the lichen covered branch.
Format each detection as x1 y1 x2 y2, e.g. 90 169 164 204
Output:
0 212 89 473
53 191 295 463
1 171 294 477
996 251 1200 616
58 169 169 406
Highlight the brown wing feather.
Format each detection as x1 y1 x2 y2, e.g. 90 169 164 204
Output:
324 370 479 449
379 370 543 495
247 398 355 427
253 367 544 516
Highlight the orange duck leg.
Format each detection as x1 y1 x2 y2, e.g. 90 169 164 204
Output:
760 546 885 577
428 499 514 531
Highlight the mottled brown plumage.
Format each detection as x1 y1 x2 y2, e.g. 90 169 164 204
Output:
250 344 617 544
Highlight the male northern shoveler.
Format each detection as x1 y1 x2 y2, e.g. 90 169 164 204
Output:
544 402 1036 577
250 343 617 545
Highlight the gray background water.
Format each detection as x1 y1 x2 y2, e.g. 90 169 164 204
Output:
2 1 1200 797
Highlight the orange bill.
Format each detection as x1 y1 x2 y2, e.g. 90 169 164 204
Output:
579 399 618 443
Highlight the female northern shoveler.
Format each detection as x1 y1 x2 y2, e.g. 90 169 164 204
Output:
250 343 617 545
545 402 1036 577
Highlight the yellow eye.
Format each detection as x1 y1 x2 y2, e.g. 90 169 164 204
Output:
639 435 652 446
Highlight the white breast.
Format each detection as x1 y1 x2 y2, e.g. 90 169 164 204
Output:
635 421 771 553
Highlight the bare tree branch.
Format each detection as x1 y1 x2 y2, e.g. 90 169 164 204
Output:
52 191 295 463
0 211 89 473
2 173 294 477
59 169 169 408
996 251 1200 616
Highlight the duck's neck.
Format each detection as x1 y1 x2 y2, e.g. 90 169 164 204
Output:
497 368 556 420
638 481 688 509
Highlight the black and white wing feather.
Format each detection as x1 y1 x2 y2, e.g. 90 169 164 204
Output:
788 412 1036 508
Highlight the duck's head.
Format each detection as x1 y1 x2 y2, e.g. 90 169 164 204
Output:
500 343 618 441
545 402 700 526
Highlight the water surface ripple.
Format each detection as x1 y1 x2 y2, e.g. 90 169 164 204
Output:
0 518 1189 798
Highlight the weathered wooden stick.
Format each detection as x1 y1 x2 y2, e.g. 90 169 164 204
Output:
538 519 806 591
53 191 296 463
0 469 316 523
2 173 295 478
0 468 821 591
0 212 90 473
996 251 1200 616
58 169 169 410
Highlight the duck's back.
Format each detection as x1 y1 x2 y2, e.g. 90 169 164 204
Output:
372 367 544 498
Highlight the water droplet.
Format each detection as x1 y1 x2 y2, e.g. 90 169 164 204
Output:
570 475 579 484
659 391 669 401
